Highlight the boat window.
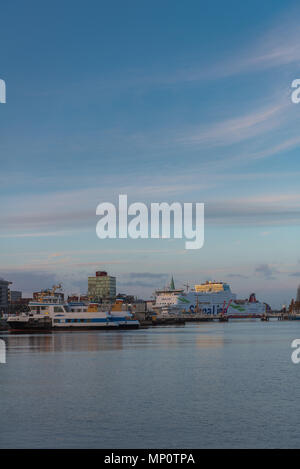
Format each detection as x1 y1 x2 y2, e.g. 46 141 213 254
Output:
54 307 64 313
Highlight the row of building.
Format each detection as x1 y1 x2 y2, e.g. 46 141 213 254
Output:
0 271 118 314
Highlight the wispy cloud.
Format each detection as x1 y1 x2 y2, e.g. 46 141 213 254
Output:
0 271 58 296
222 12 300 76
155 9 300 84
178 102 288 147
228 273 249 279
127 273 168 280
255 264 279 279
2 177 300 238
0 230 79 239
206 194 300 226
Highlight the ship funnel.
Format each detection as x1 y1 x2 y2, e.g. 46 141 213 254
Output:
249 293 257 303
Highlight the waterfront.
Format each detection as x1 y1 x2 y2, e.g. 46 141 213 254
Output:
1 321 300 448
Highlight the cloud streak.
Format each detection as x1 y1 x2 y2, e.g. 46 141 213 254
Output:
178 102 288 147
154 8 300 84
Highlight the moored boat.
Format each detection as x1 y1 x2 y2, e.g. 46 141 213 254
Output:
154 279 268 319
7 286 139 331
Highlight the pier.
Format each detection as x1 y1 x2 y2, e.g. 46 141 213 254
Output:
146 312 300 325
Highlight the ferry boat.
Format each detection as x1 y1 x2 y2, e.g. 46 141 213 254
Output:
154 279 267 318
7 286 139 331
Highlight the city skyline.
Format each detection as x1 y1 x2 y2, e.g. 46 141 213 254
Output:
2 1 300 307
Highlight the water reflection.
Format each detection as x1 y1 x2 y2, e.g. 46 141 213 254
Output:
1 321 300 449
3 331 125 353
1 326 225 354
195 335 224 348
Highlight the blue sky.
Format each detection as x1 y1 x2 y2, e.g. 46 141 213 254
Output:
1 0 300 307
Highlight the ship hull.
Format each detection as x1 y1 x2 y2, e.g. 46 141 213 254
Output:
8 321 139 331
52 325 119 330
114 324 140 329
7 320 52 331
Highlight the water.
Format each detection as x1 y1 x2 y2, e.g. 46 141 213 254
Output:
1 320 300 448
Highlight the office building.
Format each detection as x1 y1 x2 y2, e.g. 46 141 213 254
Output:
88 271 116 300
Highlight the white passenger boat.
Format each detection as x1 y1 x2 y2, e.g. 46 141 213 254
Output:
7 287 139 331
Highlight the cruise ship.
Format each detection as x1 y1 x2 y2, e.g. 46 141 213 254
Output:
7 286 139 331
154 279 267 318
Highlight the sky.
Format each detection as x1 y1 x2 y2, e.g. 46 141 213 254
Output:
1 0 300 307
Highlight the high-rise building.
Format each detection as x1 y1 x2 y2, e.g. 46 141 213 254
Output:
88 271 116 301
0 278 12 314
9 290 22 302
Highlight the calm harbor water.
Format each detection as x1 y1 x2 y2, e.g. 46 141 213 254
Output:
1 320 300 448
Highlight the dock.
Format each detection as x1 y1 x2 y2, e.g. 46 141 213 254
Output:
141 312 298 325
0 319 9 331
